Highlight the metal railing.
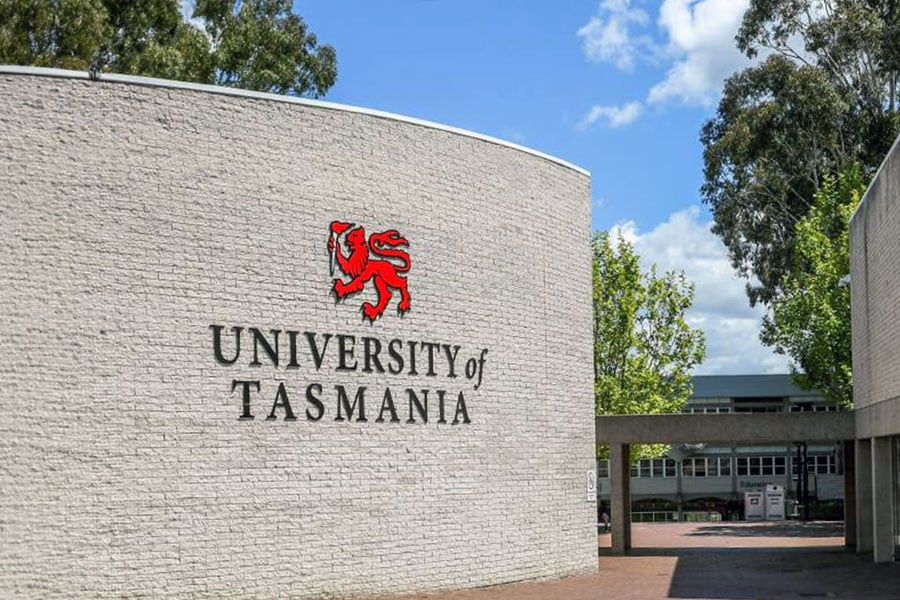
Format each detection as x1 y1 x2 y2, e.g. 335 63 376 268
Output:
630 510 723 522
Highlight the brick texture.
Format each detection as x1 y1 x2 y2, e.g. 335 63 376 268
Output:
850 134 900 434
0 71 596 599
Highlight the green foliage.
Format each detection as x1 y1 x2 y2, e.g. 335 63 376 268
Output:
592 231 706 459
194 0 336 96
761 164 864 408
702 0 900 307
0 0 337 97
0 0 109 70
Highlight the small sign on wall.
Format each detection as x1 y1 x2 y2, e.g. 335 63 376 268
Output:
586 469 597 503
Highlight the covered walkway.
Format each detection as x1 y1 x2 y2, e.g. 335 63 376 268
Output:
595 412 856 554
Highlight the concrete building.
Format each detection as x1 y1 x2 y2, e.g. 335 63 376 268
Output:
0 67 597 598
849 133 900 563
598 375 845 521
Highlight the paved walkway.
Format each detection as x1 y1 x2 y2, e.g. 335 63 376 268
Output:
362 522 900 600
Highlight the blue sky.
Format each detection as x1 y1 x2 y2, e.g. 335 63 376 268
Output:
189 1 791 374
301 0 719 232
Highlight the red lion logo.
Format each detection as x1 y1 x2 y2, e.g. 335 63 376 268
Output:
328 221 411 321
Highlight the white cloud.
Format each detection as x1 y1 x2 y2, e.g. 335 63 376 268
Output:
648 0 752 106
611 207 790 375
578 0 757 120
577 0 654 71
581 101 644 129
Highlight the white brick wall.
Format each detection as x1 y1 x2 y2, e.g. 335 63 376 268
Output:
0 70 596 599
851 134 900 441
851 135 900 414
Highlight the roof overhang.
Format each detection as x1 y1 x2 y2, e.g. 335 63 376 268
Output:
596 412 854 445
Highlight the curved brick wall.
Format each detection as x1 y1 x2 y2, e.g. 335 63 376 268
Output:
0 68 595 599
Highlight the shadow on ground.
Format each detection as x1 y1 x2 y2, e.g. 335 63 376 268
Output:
596 522 900 599
664 549 900 600
684 521 844 539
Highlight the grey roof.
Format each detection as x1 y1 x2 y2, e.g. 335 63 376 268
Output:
691 374 821 399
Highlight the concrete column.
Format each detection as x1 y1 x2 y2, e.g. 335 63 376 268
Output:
855 438 873 553
872 437 894 563
843 441 857 547
610 443 632 554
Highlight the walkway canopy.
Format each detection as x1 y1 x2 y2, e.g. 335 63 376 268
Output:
596 412 855 553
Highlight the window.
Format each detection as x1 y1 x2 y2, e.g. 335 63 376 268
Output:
774 456 786 475
632 458 677 478
682 457 730 477
790 403 837 412
718 457 732 476
792 455 838 475
685 406 731 414
694 458 707 477
736 455 786 476
665 459 677 477
598 459 609 478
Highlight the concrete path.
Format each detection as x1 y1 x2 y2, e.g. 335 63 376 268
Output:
361 522 900 600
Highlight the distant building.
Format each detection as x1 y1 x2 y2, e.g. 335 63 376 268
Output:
597 374 844 521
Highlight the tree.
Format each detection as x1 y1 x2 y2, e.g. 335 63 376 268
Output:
194 0 336 96
702 0 900 307
0 0 337 97
761 164 864 407
593 231 706 459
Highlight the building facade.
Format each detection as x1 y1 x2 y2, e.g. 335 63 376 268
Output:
598 375 844 520
0 67 597 598
849 133 900 563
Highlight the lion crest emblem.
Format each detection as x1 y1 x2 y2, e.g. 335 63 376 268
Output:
328 221 411 321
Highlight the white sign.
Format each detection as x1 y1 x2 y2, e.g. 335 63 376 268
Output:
586 469 597 502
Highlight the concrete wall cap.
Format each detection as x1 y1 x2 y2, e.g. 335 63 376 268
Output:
851 131 900 226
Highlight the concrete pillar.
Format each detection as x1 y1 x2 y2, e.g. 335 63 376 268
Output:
610 443 632 554
872 437 894 563
855 438 873 553
843 441 857 547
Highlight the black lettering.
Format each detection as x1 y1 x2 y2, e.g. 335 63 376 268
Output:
421 342 438 376
408 340 418 376
363 337 385 373
452 391 470 425
475 349 488 390
437 389 447 423
231 379 259 419
335 385 367 421
267 382 297 420
376 388 400 423
212 325 242 365
442 345 461 378
287 330 300 368
304 332 332 370
249 328 280 367
305 383 325 421
387 339 404 375
337 335 358 372
465 357 477 380
407 389 428 423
